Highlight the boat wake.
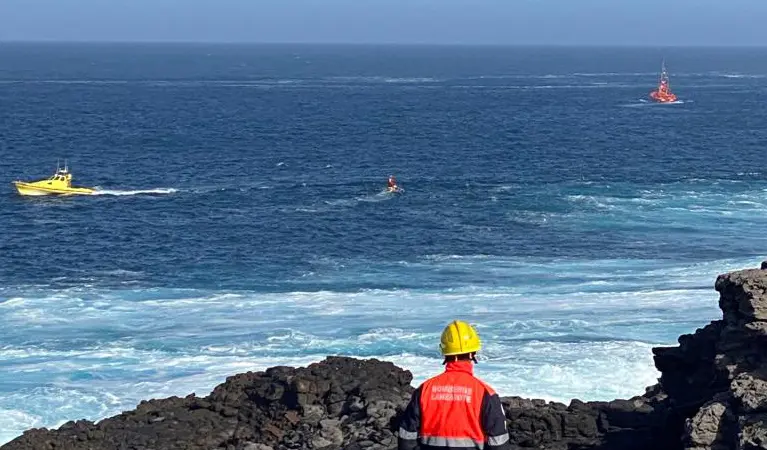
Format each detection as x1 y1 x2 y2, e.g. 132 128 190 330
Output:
92 188 177 196
621 98 688 107
320 189 401 207
358 188 403 202
654 99 686 105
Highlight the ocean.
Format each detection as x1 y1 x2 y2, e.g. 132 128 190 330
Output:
1 43 766 444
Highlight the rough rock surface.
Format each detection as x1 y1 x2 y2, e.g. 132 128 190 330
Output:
4 263 767 450
3 356 412 450
652 266 767 450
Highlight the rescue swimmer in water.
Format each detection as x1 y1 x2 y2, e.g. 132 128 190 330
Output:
398 320 511 450
387 175 403 194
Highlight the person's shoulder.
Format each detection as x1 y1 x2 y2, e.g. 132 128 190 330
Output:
421 372 444 386
472 376 499 396
418 371 453 390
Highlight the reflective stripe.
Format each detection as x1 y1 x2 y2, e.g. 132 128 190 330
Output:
398 427 418 440
420 436 484 448
488 433 510 446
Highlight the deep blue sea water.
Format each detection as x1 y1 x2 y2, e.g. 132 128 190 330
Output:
1 43 767 444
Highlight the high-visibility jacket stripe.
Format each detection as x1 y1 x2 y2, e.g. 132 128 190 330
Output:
399 428 418 440
420 436 485 447
487 434 510 446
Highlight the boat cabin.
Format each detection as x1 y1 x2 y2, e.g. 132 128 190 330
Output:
46 168 73 186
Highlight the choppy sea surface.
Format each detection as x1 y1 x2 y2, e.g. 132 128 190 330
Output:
1 44 767 444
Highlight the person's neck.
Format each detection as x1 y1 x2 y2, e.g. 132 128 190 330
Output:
444 359 474 374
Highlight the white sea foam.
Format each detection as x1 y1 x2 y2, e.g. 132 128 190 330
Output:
713 73 766 79
0 254 758 444
559 184 767 223
0 409 44 445
326 76 441 83
92 188 177 196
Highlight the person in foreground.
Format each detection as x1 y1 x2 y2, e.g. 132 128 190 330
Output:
398 320 511 450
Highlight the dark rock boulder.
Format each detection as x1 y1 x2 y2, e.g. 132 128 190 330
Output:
501 396 667 450
649 266 767 450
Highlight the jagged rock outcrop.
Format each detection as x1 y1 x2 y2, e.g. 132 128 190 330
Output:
4 262 767 450
651 266 767 450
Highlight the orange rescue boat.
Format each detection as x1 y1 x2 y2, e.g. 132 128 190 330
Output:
649 60 678 103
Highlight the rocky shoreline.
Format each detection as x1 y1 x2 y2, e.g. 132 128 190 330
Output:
4 263 767 450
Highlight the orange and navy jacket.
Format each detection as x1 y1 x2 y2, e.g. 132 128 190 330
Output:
398 361 511 449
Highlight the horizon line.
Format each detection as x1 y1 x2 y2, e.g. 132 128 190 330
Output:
2 39 767 49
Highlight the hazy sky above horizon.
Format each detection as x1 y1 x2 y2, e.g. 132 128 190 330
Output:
1 0 766 46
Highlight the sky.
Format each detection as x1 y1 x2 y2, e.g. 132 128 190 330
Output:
0 0 766 46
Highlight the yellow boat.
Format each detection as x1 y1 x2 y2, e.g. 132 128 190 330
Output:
13 163 95 196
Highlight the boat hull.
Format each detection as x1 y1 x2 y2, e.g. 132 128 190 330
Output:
13 181 95 196
649 92 678 103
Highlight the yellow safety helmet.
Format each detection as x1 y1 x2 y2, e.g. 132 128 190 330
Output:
439 320 481 356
